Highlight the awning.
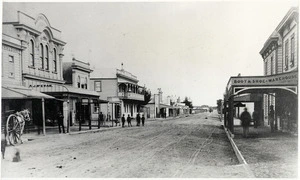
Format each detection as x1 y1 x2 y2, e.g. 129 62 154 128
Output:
2 85 55 99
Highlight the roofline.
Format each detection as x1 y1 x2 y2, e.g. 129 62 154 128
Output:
275 7 298 32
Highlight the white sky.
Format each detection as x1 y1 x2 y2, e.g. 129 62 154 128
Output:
2 0 298 106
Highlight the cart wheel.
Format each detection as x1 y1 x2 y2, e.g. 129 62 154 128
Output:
6 115 21 145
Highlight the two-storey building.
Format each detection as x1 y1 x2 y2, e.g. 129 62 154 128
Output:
90 67 145 121
2 10 66 134
224 7 298 135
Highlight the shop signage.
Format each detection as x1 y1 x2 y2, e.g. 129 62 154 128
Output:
82 99 89 105
230 72 297 87
29 84 53 88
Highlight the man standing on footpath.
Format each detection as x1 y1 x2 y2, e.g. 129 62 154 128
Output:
136 113 141 126
121 114 126 127
57 111 65 134
127 114 132 127
141 114 145 126
98 112 104 129
240 107 251 138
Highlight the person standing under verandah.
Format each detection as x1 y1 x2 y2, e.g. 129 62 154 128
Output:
121 114 126 127
98 112 104 129
269 105 275 133
57 111 65 134
240 107 251 138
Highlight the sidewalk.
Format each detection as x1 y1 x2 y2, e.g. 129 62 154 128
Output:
231 124 298 178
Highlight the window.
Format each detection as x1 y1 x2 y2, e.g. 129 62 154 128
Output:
45 46 49 70
264 61 267 75
94 103 99 113
94 81 101 92
40 44 44 69
8 55 14 78
291 36 295 67
9 55 14 62
85 77 88 89
284 40 289 71
30 40 35 66
77 76 81 88
270 56 273 75
53 48 57 72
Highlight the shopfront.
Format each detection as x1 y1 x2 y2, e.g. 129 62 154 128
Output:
224 71 297 134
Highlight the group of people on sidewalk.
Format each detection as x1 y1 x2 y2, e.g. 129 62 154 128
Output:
121 113 145 127
240 106 275 138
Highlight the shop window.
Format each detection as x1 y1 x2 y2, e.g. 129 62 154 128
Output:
291 35 295 67
53 48 57 72
45 45 49 70
40 43 44 69
284 40 289 71
30 40 35 67
95 81 101 92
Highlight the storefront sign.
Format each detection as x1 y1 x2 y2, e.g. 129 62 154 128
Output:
29 84 53 88
230 72 297 87
82 99 89 105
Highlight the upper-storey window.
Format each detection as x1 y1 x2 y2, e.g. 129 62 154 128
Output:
264 61 267 75
81 77 87 89
53 48 57 72
291 35 295 68
270 56 274 75
77 76 81 88
40 43 44 69
284 40 289 71
45 45 49 70
85 77 88 89
29 40 35 67
95 81 102 92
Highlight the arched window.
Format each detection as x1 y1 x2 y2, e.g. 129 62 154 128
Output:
45 45 49 70
53 48 57 72
30 40 35 67
77 76 81 88
40 43 44 69
85 77 88 89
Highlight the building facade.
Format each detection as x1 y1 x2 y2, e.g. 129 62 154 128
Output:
2 11 66 133
224 7 298 134
90 68 145 121
260 7 298 133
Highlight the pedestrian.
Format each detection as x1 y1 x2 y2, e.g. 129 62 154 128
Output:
57 111 65 134
98 111 104 129
136 113 141 126
269 105 275 133
240 107 251 138
127 114 132 127
141 114 145 126
121 114 126 127
252 109 259 128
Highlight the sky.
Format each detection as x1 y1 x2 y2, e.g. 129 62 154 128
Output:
2 0 298 106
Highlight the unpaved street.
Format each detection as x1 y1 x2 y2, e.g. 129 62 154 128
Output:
2 112 251 178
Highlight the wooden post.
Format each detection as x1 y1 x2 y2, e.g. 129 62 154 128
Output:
89 98 91 130
42 98 46 136
229 96 234 134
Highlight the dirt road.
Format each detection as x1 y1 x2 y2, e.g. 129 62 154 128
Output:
2 112 251 178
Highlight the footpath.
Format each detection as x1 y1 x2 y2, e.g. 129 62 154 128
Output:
223 117 298 178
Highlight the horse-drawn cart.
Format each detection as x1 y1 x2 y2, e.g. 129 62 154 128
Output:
2 109 30 145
